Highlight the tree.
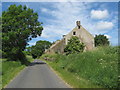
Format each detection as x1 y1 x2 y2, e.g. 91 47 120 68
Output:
64 36 85 55
94 34 109 47
23 46 32 55
2 5 43 63
31 40 52 58
0 17 2 58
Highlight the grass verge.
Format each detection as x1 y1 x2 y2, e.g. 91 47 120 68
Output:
40 46 118 88
47 60 101 88
0 59 2 89
2 55 33 89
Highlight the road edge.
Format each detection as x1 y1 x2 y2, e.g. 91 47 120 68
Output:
46 63 72 88
4 66 27 88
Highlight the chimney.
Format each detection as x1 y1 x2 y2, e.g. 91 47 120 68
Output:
76 21 80 29
63 35 66 38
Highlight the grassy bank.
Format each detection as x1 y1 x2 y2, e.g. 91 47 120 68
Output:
40 46 118 88
0 59 2 89
2 55 33 88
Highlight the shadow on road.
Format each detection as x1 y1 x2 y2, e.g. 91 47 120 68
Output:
29 61 46 66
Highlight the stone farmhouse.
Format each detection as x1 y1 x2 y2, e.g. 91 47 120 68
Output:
45 21 94 54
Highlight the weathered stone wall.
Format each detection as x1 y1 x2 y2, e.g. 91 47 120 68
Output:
64 26 94 51
77 26 94 50
45 39 66 54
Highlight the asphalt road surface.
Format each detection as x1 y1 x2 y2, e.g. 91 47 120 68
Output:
6 60 69 88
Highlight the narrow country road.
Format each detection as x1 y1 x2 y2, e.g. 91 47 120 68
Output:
5 60 69 88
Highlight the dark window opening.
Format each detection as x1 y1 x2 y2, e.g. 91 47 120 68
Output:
73 31 76 35
78 26 80 29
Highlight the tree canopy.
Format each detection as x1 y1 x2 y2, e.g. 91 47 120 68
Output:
64 36 85 55
94 34 110 47
2 4 43 63
31 40 52 58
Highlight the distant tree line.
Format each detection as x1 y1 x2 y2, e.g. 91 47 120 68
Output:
26 40 52 59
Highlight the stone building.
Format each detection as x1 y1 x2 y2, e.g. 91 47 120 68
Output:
45 21 94 54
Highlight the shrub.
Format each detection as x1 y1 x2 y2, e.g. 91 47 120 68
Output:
64 36 85 55
94 34 109 47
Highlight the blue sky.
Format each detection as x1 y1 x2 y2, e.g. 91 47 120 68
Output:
2 1 118 46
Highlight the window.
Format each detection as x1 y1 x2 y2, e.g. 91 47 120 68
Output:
73 31 76 35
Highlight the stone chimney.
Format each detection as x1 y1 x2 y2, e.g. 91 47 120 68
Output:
76 21 80 29
63 35 66 38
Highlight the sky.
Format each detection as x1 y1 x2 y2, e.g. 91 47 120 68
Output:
1 0 119 46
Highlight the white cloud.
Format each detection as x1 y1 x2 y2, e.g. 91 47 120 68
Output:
91 9 109 19
41 8 48 13
96 21 113 30
41 24 69 39
28 42 36 46
104 34 112 39
87 21 114 34
41 26 58 38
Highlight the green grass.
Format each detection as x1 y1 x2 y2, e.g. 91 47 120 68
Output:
0 59 2 89
26 55 34 65
2 55 33 88
2 61 25 88
41 46 118 88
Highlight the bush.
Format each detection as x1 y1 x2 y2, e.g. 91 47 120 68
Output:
94 34 109 47
64 36 85 55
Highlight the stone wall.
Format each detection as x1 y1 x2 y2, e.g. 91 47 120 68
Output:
45 39 66 54
77 26 94 50
63 26 94 51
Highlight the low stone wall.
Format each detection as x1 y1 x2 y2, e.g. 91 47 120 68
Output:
45 39 66 54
